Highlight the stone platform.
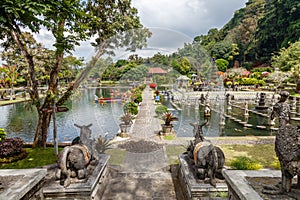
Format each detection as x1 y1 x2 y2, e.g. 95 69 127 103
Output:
0 168 47 200
223 170 300 200
178 154 228 200
43 154 110 200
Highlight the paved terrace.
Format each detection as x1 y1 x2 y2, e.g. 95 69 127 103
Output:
102 87 186 200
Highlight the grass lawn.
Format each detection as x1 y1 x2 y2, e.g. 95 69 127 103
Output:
105 148 126 166
0 147 61 169
165 145 186 165
219 144 276 168
0 97 30 106
1 144 277 170
165 144 277 169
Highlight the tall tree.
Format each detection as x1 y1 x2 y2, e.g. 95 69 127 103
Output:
255 0 300 61
0 0 150 147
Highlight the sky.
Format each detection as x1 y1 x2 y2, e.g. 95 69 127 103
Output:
1 0 248 64
132 0 247 38
84 0 248 60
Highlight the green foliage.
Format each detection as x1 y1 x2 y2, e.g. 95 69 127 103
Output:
272 40 300 86
172 57 192 75
215 58 229 72
249 72 261 79
210 192 228 198
95 135 112 154
0 0 150 148
211 41 232 60
0 147 62 169
162 112 178 126
236 78 264 86
123 101 138 115
155 105 168 116
270 156 281 170
272 40 300 72
251 67 273 73
120 112 134 125
229 156 263 170
163 135 175 140
121 64 149 82
255 0 300 61
0 128 7 142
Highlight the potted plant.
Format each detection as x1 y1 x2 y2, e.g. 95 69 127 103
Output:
161 112 178 134
119 112 134 134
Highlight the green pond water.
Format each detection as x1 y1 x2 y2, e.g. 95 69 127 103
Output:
1 88 292 143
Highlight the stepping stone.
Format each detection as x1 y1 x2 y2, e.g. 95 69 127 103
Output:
256 125 267 129
244 124 253 128
291 117 300 121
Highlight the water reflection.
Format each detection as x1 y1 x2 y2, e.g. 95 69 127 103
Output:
0 88 127 142
164 100 275 138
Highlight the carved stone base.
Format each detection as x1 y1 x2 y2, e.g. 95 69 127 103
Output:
223 170 299 200
43 154 110 200
178 154 228 200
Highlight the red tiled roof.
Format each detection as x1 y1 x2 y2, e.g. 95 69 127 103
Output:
148 67 167 74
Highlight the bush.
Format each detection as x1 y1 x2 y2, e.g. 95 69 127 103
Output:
137 84 146 91
251 67 273 73
133 93 142 104
237 78 260 86
155 105 168 116
0 128 7 142
215 58 229 72
270 156 281 170
123 101 138 115
229 156 263 170
0 137 25 158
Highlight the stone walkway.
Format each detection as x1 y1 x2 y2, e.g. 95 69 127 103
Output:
102 87 186 199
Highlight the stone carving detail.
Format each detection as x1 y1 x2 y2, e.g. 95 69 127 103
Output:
55 124 95 187
269 91 300 193
186 122 225 187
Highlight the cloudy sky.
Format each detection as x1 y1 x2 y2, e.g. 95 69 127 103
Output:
90 0 248 60
1 0 248 64
132 0 247 38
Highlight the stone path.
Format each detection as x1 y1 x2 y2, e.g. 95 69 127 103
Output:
102 87 186 199
130 88 162 139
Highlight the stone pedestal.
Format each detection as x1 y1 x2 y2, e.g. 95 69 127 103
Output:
222 170 297 200
43 154 110 200
178 154 228 200
0 168 47 199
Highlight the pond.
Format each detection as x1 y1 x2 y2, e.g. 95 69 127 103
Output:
164 99 277 138
2 88 298 142
0 87 129 143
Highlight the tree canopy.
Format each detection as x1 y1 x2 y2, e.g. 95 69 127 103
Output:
0 0 150 147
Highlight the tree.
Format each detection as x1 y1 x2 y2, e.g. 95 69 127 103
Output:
215 59 229 72
0 0 150 147
272 40 300 90
255 0 300 61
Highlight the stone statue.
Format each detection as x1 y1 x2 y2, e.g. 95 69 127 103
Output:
186 122 225 187
55 124 95 187
270 91 300 193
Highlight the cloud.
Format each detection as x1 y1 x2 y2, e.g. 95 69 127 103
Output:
132 0 247 37
1 0 247 65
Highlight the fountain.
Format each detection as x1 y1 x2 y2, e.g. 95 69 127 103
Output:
223 91 300 200
255 92 268 110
